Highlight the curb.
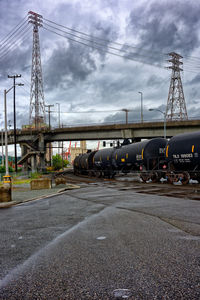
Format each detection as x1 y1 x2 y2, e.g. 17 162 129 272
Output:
0 184 80 208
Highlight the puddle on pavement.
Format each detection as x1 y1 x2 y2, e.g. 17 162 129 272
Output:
178 235 200 241
96 236 106 240
113 288 132 298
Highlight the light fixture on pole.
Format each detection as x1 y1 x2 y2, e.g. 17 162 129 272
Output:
4 83 24 177
149 108 166 139
7 75 24 173
138 91 143 123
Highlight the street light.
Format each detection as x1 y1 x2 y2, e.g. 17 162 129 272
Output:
7 76 24 173
4 83 23 176
149 108 166 139
138 91 143 123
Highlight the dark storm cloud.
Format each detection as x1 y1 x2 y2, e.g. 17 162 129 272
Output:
44 40 97 90
0 45 31 79
127 0 200 56
187 73 200 85
146 75 166 87
42 1 119 91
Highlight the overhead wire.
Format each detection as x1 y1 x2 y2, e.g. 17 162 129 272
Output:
0 23 31 57
0 15 28 46
44 17 200 68
43 17 167 59
43 21 166 67
0 25 32 61
43 26 165 69
21 75 31 87
43 18 200 73
50 109 134 114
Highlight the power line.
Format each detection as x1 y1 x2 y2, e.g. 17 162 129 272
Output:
44 17 167 59
43 26 165 69
50 109 134 114
43 18 200 73
0 26 32 61
21 75 31 87
0 24 31 57
43 21 166 65
0 15 28 45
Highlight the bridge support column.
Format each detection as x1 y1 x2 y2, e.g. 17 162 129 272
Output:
38 134 46 171
31 155 37 172
20 144 28 172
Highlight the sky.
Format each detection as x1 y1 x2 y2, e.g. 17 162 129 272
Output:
1 0 200 153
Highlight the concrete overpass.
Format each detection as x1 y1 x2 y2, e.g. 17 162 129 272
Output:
6 119 200 144
4 119 200 172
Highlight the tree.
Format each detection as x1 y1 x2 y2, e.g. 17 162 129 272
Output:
52 154 63 171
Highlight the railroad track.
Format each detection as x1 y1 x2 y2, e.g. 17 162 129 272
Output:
55 169 200 201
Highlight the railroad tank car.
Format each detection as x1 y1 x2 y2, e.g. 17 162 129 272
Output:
113 138 167 171
74 155 82 174
166 131 200 183
74 151 96 175
93 148 116 177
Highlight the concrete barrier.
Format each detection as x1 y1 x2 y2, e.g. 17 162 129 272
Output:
30 178 52 190
0 186 12 202
55 177 67 186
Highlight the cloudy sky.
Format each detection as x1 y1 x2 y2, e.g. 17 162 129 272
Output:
1 0 200 152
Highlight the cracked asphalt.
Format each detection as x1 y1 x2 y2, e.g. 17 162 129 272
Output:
0 183 199 299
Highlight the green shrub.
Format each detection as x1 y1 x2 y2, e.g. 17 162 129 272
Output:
52 154 63 171
0 166 5 173
30 172 42 179
63 160 69 167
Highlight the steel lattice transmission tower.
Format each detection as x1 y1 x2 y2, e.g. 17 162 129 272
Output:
166 52 188 121
28 11 45 128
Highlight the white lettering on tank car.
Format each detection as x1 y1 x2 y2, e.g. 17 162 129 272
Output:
173 154 180 158
136 154 142 160
180 153 193 158
159 148 165 154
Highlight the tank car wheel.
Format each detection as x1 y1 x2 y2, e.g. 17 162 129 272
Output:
182 171 190 185
95 171 102 178
151 172 159 183
88 171 93 177
167 177 174 184
140 174 147 183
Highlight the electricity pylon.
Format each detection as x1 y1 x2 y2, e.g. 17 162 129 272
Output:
28 11 45 128
166 52 188 121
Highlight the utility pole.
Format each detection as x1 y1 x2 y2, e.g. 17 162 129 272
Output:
45 104 54 166
138 92 143 123
56 103 61 154
8 74 22 172
45 104 54 130
4 90 9 176
166 52 188 120
1 129 4 166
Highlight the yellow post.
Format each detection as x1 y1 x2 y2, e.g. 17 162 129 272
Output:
1 175 12 202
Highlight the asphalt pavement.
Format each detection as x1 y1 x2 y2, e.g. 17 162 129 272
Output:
0 183 199 299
